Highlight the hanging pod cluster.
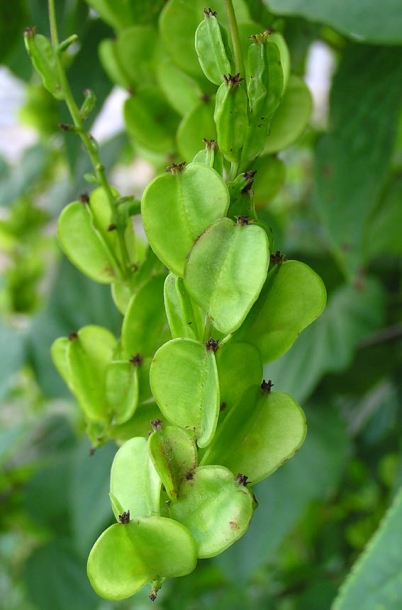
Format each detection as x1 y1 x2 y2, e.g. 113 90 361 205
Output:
25 0 325 602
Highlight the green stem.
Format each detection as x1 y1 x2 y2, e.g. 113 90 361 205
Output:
48 0 131 280
224 0 245 76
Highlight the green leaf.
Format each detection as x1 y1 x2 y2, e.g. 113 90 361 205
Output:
121 274 168 359
115 26 159 87
164 273 204 341
57 201 118 284
150 338 220 448
69 440 117 556
87 517 197 600
24 541 98 610
263 74 312 154
184 218 269 334
202 386 307 485
0 324 24 402
265 276 385 403
149 423 198 500
142 162 229 277
67 325 117 422
85 0 165 29
177 100 217 161
169 465 255 558
110 437 161 520
234 260 326 362
333 485 402 610
264 0 402 45
364 174 402 259
159 0 250 78
314 45 402 274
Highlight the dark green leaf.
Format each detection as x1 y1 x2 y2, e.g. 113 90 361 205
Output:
314 45 402 274
24 541 98 610
333 485 402 610
264 0 402 44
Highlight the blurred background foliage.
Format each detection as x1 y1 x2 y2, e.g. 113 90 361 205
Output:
0 0 401 608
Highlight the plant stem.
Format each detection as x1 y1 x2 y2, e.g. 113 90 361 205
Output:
224 0 245 76
48 0 130 280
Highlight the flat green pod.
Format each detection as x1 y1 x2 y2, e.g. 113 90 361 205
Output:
164 273 204 341
156 53 204 117
110 437 161 521
24 31 63 100
87 187 124 271
98 39 131 89
87 517 197 601
67 326 117 423
215 341 263 416
234 260 327 363
269 32 290 91
109 401 164 442
252 155 286 207
169 465 254 558
142 162 229 276
184 218 269 335
195 10 233 85
50 337 75 395
201 386 306 484
150 338 220 447
121 275 168 360
124 87 179 154
148 423 198 500
105 361 139 425
177 101 217 162
159 0 250 79
57 201 118 284
116 26 159 88
264 74 313 154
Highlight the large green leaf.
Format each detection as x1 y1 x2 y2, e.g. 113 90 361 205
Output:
333 485 402 610
314 45 402 275
265 276 385 403
24 541 98 610
264 0 402 45
364 174 402 259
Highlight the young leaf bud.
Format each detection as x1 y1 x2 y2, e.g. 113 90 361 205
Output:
24 28 64 100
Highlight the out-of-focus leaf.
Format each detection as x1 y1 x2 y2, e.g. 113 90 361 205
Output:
264 0 402 45
28 257 122 398
69 440 116 556
333 485 402 610
0 324 25 402
364 174 402 259
314 45 402 275
0 145 49 208
0 0 26 62
265 276 385 403
215 403 350 581
24 541 98 610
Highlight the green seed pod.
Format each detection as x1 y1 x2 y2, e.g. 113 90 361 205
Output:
195 9 232 85
242 32 284 164
24 27 64 100
80 88 97 121
214 73 249 163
